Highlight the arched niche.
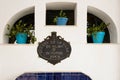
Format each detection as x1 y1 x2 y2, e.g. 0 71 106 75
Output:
3 6 34 43
87 13 110 43
87 6 118 43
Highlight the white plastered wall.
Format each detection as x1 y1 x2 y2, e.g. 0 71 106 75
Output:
0 0 120 80
87 0 120 43
0 0 35 43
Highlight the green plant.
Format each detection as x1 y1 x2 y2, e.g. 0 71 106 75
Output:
6 20 37 44
53 10 67 23
87 22 110 36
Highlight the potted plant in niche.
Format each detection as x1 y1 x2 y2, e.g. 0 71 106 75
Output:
6 20 37 44
87 22 110 43
53 10 68 25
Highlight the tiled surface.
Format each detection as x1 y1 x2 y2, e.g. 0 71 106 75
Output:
16 72 92 80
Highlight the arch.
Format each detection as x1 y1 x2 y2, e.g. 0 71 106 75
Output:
3 6 34 43
87 6 118 43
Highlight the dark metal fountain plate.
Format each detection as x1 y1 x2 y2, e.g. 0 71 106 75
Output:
37 32 71 65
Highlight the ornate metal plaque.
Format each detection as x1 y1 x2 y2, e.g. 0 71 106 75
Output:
37 32 71 65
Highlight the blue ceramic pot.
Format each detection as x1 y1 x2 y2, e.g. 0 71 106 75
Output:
16 33 27 44
92 31 105 43
57 17 68 25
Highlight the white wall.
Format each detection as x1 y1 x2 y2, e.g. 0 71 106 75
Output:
0 0 34 43
87 0 120 43
0 44 120 80
0 0 120 80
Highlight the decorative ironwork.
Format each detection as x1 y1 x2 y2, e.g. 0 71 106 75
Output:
37 32 71 65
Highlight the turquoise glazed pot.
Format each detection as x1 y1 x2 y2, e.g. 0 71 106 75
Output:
57 17 68 25
16 33 27 44
92 32 105 43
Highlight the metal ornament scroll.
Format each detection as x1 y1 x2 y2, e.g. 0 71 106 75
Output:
37 32 71 65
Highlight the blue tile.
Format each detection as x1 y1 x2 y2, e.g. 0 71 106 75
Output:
38 75 46 80
61 73 71 80
79 74 91 80
16 72 92 80
54 73 61 80
16 73 38 80
46 73 54 80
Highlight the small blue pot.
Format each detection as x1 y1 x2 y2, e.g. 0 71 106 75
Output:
92 32 105 43
16 33 27 44
57 17 68 25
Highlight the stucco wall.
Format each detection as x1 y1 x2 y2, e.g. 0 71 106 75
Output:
0 0 34 43
0 44 120 80
0 0 120 80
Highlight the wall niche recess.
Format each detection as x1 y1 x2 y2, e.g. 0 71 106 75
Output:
8 13 35 44
46 2 76 26
87 13 110 43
